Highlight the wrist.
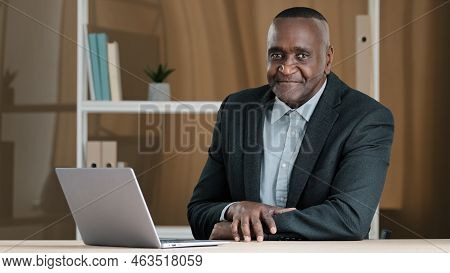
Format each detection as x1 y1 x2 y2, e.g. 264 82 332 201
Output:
225 202 237 221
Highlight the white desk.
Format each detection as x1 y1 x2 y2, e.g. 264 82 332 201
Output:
1 240 449 253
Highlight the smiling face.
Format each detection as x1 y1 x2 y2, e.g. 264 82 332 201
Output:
266 17 333 108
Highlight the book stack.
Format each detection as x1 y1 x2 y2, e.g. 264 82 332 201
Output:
87 32 123 101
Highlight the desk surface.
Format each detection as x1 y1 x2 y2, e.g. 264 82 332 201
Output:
1 240 449 253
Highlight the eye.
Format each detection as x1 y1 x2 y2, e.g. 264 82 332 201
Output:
270 53 283 60
297 53 309 60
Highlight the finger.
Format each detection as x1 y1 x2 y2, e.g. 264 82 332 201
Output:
231 219 240 242
240 217 251 242
261 212 277 234
209 224 219 240
251 217 264 242
274 207 296 215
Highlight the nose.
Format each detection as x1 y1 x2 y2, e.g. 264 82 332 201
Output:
278 57 298 75
278 63 297 75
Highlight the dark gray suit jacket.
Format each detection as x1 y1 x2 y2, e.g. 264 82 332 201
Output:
188 73 394 240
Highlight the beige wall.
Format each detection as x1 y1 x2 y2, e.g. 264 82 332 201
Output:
2 0 63 218
160 0 366 100
379 0 450 238
0 0 75 239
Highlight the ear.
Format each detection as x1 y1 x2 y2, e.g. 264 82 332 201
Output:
324 45 334 75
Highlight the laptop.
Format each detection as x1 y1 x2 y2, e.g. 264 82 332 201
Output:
55 168 227 248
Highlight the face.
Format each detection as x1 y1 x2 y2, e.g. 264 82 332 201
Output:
267 17 333 108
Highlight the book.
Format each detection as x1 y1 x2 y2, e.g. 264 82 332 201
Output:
84 25 96 100
88 33 102 100
88 25 160 100
107 41 123 101
97 33 111 101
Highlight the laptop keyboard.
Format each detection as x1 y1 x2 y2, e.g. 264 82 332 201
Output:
160 239 210 244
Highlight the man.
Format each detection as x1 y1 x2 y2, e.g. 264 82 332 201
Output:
188 7 394 241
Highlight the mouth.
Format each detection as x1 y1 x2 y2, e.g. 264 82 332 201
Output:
276 80 302 84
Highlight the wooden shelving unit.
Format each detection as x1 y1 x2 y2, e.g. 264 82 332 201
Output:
76 0 221 169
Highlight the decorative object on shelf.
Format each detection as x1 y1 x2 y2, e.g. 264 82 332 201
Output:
144 64 175 101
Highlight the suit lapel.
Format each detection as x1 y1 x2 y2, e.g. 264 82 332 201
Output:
243 87 274 202
242 73 344 207
286 73 342 207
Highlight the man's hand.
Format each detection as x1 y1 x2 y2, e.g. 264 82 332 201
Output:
209 221 235 240
226 201 295 242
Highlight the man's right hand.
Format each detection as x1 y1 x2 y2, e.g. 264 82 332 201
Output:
226 201 295 242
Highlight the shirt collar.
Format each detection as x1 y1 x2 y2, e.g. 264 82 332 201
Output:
271 79 327 124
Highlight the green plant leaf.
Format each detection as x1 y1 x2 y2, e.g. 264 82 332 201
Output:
143 64 175 83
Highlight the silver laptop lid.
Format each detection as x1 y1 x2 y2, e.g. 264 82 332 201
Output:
55 168 162 248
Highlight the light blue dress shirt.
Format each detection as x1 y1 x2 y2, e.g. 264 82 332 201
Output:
260 79 327 207
220 80 327 220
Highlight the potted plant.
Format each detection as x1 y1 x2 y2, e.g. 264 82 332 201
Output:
144 64 175 101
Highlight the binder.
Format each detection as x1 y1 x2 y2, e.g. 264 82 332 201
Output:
87 141 117 168
86 141 101 168
101 141 117 168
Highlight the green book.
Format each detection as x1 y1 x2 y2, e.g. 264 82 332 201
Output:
97 33 111 101
88 33 102 100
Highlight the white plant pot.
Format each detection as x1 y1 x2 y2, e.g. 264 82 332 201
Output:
148 83 171 101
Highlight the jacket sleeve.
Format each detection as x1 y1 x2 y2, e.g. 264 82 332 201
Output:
273 107 394 240
187 96 232 240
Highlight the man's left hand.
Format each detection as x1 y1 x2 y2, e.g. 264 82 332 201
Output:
209 221 236 240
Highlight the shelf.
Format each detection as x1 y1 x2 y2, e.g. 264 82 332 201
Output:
0 215 63 227
2 104 76 113
80 100 221 114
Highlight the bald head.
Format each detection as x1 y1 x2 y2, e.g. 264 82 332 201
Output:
269 7 330 52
